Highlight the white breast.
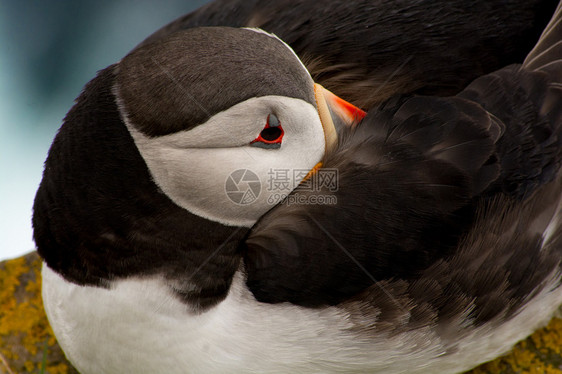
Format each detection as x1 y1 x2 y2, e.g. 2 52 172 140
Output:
42 263 562 374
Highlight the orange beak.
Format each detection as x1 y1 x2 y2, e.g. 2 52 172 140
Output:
314 83 366 153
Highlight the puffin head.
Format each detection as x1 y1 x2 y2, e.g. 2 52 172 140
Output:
33 26 364 309
116 27 364 227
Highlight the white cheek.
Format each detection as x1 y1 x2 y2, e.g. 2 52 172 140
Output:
122 96 325 226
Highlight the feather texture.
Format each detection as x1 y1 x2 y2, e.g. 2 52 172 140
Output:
140 0 559 108
244 1 562 316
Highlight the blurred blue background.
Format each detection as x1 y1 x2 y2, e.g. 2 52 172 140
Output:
0 0 211 261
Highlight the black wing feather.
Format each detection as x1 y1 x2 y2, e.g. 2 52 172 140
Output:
244 3 562 308
244 97 499 306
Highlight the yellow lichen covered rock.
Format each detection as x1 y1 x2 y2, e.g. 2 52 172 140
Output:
0 252 78 374
0 252 561 373
468 317 562 374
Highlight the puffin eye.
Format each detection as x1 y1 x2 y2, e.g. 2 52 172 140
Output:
250 114 284 149
260 126 283 141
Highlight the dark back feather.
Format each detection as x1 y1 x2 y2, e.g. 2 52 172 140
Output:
243 1 562 318
138 0 558 108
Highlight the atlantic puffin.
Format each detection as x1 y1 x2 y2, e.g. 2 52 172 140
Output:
33 2 562 374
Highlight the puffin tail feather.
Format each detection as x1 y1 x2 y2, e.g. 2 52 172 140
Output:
523 0 562 155
524 1 562 73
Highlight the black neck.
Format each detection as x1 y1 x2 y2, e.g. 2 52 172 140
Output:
33 66 248 310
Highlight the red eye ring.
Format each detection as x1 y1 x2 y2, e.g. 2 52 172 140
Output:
250 114 284 149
